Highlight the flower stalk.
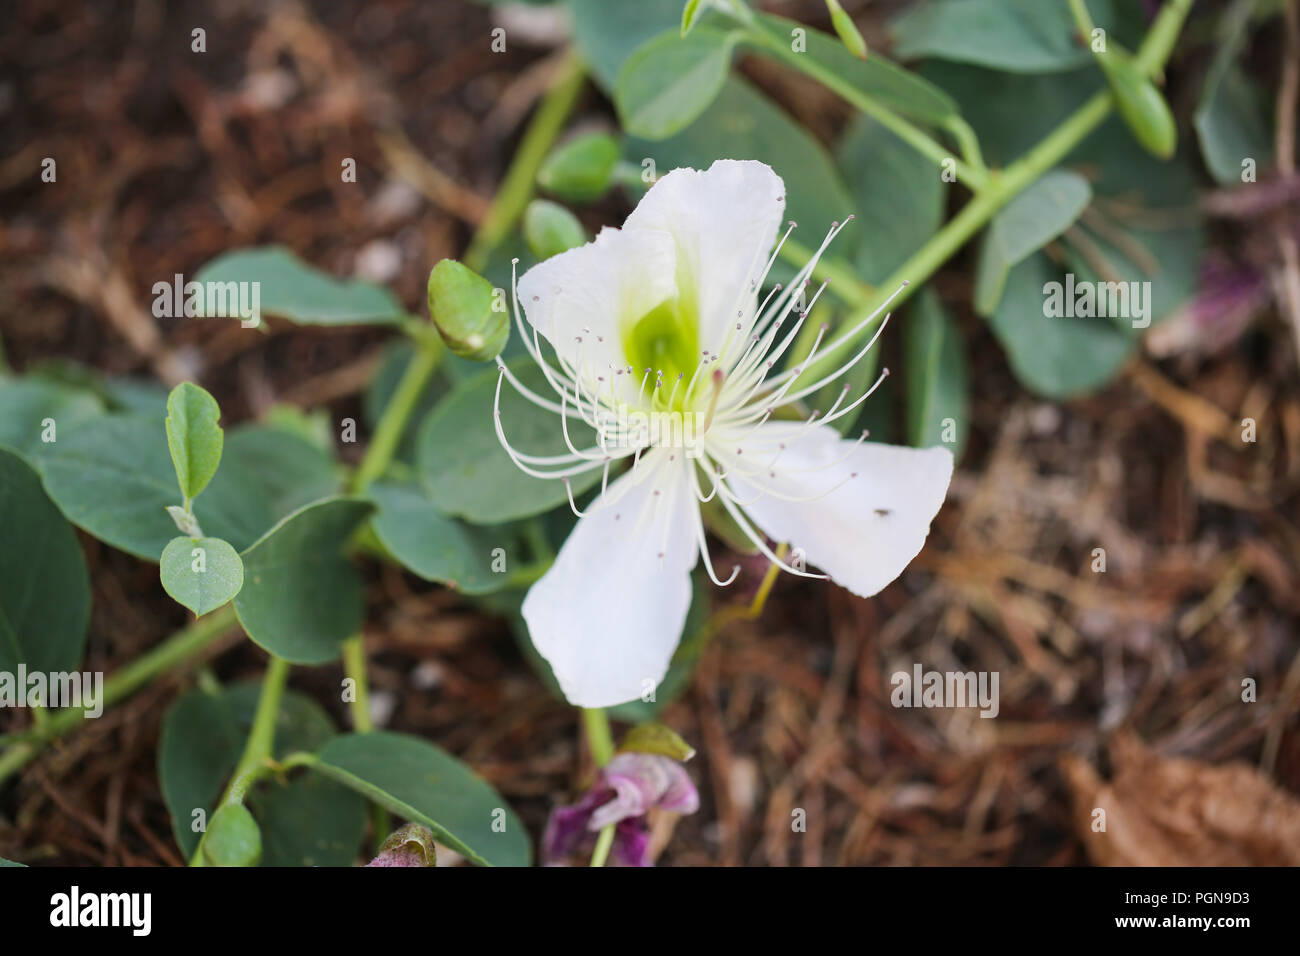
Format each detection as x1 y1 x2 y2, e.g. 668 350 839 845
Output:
582 707 617 867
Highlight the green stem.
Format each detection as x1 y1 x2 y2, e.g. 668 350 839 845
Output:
350 336 443 494
836 0 1192 340
745 27 989 190
943 115 986 171
590 824 616 868
1068 0 1097 35
29 704 50 735
341 633 390 847
342 322 444 816
581 707 615 766
0 605 239 784
464 53 586 272
191 655 290 865
233 656 290 795
581 707 617 867
342 637 374 732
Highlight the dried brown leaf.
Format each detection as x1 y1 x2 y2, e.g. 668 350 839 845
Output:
1063 732 1300 866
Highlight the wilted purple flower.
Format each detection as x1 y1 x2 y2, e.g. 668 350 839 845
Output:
366 822 436 867
544 752 699 866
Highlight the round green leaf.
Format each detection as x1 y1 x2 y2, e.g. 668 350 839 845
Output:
204 803 262 866
0 448 90 675
160 536 244 616
973 169 1092 317
368 481 504 594
570 0 684 90
165 382 224 501
311 731 532 867
233 498 373 664
986 252 1134 398
0 379 103 459
616 28 739 140
417 361 601 524
892 0 1137 74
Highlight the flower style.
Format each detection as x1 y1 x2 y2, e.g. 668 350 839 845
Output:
496 160 954 707
543 752 699 867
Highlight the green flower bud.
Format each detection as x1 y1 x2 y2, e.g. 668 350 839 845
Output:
537 133 620 203
1095 46 1176 160
523 199 587 261
427 259 509 362
203 803 262 867
826 0 868 60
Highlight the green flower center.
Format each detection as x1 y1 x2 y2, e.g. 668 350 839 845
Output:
621 297 699 410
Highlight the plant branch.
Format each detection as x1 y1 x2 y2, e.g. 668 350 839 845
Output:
190 655 290 865
464 53 586 272
581 707 617 867
743 27 989 190
836 0 1193 342
0 605 240 784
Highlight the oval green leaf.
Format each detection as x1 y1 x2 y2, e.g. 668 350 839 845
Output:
417 360 601 524
0 448 91 675
311 731 532 867
892 0 1133 74
837 115 947 284
973 169 1092 317
234 497 373 664
37 417 341 561
570 0 684 90
522 199 587 260
160 536 244 616
616 28 739 140
165 382 224 501
986 252 1134 398
193 246 405 326
368 481 504 594
0 379 103 459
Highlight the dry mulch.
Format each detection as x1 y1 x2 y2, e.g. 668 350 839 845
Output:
2 0 1298 866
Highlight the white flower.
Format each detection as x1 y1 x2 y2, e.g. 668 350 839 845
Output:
496 160 953 708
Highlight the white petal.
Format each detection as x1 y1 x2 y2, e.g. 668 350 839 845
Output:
522 454 699 708
624 160 785 353
719 422 952 597
518 226 678 374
